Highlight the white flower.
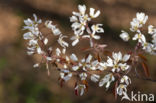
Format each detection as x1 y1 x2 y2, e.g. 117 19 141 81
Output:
55 48 66 62
116 84 127 96
89 8 100 18
91 74 100 82
120 30 130 42
60 72 72 82
71 22 86 35
120 75 131 85
132 30 146 43
45 20 54 29
99 73 115 88
107 52 130 72
80 54 92 71
45 20 61 36
70 54 92 71
58 34 69 48
148 25 156 35
116 84 130 101
130 18 141 32
136 12 148 25
75 84 86 96
24 14 41 27
83 24 104 41
142 42 154 53
23 14 41 35
91 24 104 34
130 12 148 32
79 73 87 80
70 5 92 36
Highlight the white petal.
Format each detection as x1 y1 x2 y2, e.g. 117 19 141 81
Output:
72 66 79 71
122 54 130 62
72 39 79 46
78 5 86 15
86 54 92 63
44 38 48 45
70 54 78 61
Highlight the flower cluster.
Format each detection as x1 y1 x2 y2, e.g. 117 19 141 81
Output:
22 5 156 101
23 14 69 75
70 5 104 47
120 12 156 55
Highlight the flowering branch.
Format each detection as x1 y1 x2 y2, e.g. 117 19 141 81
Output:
22 5 156 101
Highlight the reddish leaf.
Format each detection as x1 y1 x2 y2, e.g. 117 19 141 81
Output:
74 82 78 96
138 54 147 61
82 80 88 86
141 62 150 78
75 89 78 96
97 53 101 62
60 79 64 88
81 47 91 52
85 54 89 60
114 81 118 100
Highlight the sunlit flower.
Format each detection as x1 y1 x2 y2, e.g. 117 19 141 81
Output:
136 12 148 25
89 8 100 18
99 73 115 88
75 84 86 96
45 20 61 36
130 18 141 32
58 34 69 48
148 25 156 35
132 30 146 43
70 54 92 71
120 75 131 85
107 52 130 72
120 30 130 42
116 84 127 96
24 14 41 29
91 24 104 34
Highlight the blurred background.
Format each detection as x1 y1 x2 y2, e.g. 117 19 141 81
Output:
0 0 156 103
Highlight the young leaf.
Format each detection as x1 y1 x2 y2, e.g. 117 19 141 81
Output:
141 62 150 77
114 81 118 100
138 54 147 61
